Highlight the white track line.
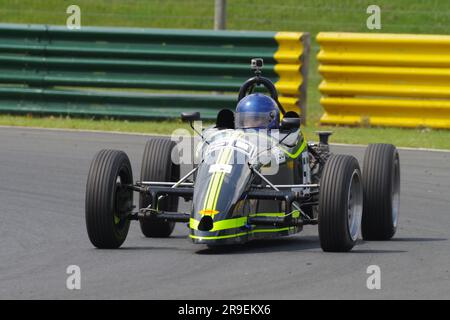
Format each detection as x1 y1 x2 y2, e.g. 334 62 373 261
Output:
0 125 167 137
330 142 450 153
1 125 449 153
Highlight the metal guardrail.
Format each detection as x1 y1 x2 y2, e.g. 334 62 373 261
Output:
0 24 309 121
317 32 450 129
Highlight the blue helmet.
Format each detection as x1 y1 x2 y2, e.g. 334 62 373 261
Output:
235 93 280 129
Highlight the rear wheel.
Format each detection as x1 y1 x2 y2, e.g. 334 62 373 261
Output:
85 150 133 249
361 144 400 240
318 155 363 252
139 138 180 237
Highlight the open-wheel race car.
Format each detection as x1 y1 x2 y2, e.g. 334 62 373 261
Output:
85 58 400 252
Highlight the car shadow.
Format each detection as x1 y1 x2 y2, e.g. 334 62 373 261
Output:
349 249 407 254
107 236 443 253
196 236 422 255
390 237 447 242
196 236 322 255
97 246 186 252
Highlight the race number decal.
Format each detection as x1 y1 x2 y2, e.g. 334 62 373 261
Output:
209 163 232 174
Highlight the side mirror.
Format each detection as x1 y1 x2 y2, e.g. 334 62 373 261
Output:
181 112 200 122
181 112 208 144
280 117 300 131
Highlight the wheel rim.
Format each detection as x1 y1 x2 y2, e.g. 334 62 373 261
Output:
392 156 400 228
347 170 363 241
114 176 123 226
114 167 133 229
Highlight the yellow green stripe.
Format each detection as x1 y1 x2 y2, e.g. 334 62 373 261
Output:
189 218 200 230
251 211 300 218
249 212 285 218
190 216 248 232
203 147 232 210
190 232 249 240
190 212 300 232
202 132 242 212
189 227 296 241
203 147 230 210
280 138 307 159
252 227 293 233
202 148 225 208
210 147 233 209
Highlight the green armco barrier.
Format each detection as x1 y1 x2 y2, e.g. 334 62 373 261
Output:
0 87 236 119
0 24 310 120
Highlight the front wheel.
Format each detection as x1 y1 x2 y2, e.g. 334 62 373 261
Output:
139 138 180 237
361 144 400 240
318 155 363 252
85 150 134 249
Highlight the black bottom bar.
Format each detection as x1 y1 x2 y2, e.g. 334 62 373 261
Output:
248 216 302 227
138 211 190 223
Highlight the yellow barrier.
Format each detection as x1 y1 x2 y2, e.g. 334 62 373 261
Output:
317 32 450 129
275 32 310 121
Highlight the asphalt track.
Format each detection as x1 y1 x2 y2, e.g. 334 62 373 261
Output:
0 126 449 300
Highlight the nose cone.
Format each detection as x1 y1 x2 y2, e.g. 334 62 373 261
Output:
193 161 251 219
190 148 252 243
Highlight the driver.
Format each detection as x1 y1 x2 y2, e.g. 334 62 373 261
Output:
235 93 280 130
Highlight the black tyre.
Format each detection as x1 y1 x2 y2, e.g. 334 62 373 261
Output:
361 144 400 240
318 154 363 252
85 150 133 249
139 138 180 237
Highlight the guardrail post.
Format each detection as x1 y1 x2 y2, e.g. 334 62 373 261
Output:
214 0 227 30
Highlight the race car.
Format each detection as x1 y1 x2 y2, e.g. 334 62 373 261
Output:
85 58 400 252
